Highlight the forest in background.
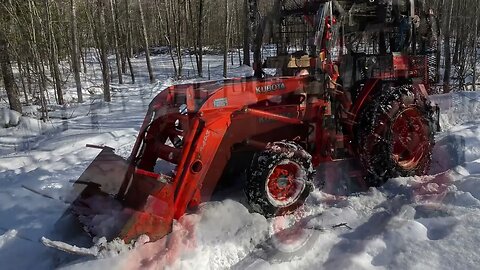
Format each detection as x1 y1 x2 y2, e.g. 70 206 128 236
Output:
0 0 478 114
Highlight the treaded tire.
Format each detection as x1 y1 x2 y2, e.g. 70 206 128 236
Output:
245 141 314 217
355 83 436 186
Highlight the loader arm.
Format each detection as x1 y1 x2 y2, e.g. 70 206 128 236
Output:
111 76 311 242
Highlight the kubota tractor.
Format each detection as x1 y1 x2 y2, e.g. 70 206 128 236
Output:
50 0 440 246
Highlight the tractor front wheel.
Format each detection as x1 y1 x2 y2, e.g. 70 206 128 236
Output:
355 84 435 186
245 141 314 217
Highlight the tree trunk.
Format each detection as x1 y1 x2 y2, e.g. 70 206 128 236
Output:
28 0 48 119
97 0 111 102
124 0 135 83
223 0 230 78
435 0 443 83
26 61 33 96
443 0 453 93
46 0 64 105
452 2 461 66
0 30 22 113
242 0 251 66
173 0 183 78
164 0 178 78
17 60 29 106
138 0 155 83
165 35 177 77
81 46 87 74
194 0 204 77
473 4 478 91
70 0 83 103
110 0 123 84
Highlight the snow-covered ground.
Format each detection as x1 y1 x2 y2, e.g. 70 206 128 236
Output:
1 54 480 269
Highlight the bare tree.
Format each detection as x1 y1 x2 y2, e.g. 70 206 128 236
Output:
138 0 155 83
124 0 135 83
28 0 48 119
443 0 454 93
223 0 230 78
189 0 204 77
45 0 64 105
243 0 252 66
0 29 22 113
110 0 123 84
97 0 111 102
163 0 182 79
70 0 83 103
474 4 479 91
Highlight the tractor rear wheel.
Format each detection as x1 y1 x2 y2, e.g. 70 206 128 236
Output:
355 84 435 186
246 141 314 217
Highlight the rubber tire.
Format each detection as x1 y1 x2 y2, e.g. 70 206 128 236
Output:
355 83 436 186
245 141 314 218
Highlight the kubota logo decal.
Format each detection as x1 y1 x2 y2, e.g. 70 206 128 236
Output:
199 129 211 153
256 83 286 94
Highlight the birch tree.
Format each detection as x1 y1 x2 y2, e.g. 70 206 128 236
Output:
70 0 83 103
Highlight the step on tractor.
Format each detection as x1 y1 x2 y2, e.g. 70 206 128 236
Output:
51 0 441 245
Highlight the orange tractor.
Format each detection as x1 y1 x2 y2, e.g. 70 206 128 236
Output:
55 0 440 245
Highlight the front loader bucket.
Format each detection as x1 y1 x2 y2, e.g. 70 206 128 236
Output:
63 145 175 243
67 146 128 201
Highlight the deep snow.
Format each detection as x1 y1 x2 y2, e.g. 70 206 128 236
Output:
1 54 480 269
